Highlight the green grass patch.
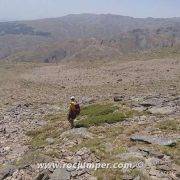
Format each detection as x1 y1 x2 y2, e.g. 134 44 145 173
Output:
76 103 132 127
81 104 118 117
76 112 127 127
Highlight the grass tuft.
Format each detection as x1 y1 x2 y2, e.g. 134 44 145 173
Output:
81 104 117 117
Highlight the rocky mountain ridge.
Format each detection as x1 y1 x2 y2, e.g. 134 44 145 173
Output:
1 14 180 62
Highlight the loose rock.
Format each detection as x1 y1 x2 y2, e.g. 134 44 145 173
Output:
130 134 176 146
114 95 124 102
46 138 55 145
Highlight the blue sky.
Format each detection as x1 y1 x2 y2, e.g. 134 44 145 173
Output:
0 0 180 21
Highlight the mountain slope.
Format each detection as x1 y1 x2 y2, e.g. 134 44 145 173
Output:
1 14 180 62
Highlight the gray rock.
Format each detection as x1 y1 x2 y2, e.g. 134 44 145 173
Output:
139 96 168 107
50 168 70 180
148 106 175 115
130 134 176 147
61 128 93 139
46 138 55 145
114 95 124 102
139 101 155 107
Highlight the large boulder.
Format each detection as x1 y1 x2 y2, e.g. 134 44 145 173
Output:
148 106 176 115
139 97 167 107
130 134 176 147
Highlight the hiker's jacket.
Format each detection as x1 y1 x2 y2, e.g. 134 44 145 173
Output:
69 101 76 112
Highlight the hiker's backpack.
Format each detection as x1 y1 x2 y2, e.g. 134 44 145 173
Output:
75 103 81 115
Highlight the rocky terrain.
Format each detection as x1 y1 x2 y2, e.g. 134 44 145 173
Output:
0 53 179 179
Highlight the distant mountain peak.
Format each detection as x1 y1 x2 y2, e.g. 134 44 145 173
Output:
0 13 180 62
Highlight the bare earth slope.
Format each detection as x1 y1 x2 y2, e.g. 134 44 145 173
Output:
4 57 179 104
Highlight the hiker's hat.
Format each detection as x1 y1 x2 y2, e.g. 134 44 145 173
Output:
70 96 75 100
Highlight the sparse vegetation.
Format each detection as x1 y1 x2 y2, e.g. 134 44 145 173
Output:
72 138 107 157
16 150 53 166
89 124 124 138
157 142 180 165
156 119 180 132
26 113 65 148
44 149 62 158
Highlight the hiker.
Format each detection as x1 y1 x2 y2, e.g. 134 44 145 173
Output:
68 96 80 128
